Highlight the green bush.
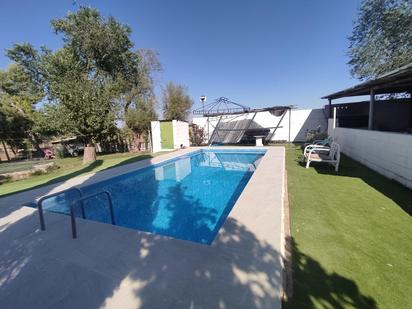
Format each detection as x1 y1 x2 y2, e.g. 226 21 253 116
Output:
189 124 206 146
0 174 11 185
54 145 66 159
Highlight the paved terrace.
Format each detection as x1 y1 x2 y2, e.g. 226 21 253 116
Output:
0 147 285 309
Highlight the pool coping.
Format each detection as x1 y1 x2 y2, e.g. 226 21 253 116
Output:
0 146 285 309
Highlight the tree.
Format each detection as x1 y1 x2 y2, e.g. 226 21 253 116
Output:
7 7 153 163
348 0 412 80
0 63 43 160
189 124 205 146
162 82 193 121
121 49 161 114
125 96 157 150
121 49 161 149
0 98 30 161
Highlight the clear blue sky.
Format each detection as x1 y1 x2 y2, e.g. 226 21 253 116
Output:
0 0 362 111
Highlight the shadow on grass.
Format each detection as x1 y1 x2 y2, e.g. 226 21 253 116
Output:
283 237 376 309
294 145 412 216
0 154 153 198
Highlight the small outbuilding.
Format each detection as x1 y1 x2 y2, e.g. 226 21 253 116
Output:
150 120 190 152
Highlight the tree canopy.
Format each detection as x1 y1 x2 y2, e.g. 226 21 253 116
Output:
121 49 161 138
6 6 160 161
162 82 193 121
348 0 412 80
0 63 44 157
125 97 157 134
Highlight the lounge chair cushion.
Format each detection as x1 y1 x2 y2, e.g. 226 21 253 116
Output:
308 153 330 160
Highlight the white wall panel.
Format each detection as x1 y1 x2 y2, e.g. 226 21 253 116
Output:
334 127 412 189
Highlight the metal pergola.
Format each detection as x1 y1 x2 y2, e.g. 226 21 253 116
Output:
193 97 250 116
193 97 291 145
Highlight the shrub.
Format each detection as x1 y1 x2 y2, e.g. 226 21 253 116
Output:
0 175 11 185
189 124 206 146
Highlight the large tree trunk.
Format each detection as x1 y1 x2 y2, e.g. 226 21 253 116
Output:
83 145 96 164
132 131 142 152
28 132 44 158
1 140 10 161
9 145 16 155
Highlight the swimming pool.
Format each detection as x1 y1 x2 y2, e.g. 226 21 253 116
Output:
41 149 265 244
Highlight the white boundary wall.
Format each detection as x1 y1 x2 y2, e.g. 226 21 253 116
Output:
333 127 412 189
192 108 327 142
172 120 190 149
150 121 162 152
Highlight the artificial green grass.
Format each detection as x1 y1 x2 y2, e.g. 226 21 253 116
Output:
284 145 412 309
0 151 170 197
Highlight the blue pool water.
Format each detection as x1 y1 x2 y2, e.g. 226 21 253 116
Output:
41 149 265 244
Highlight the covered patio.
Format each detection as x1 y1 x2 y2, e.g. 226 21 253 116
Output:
323 62 412 132
322 63 412 190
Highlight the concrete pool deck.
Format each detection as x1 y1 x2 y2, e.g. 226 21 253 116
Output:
0 147 285 309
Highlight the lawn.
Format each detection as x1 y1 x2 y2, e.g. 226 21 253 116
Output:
0 151 170 197
284 145 412 309
0 159 51 174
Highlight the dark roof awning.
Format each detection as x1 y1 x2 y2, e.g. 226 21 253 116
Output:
322 62 412 100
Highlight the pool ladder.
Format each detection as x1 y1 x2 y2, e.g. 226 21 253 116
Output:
35 188 115 239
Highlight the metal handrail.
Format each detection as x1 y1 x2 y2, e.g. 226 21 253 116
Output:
69 190 115 239
37 187 83 231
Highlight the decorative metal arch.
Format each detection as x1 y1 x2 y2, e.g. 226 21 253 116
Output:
193 97 250 116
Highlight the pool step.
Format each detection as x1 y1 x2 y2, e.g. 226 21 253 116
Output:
31 188 115 239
